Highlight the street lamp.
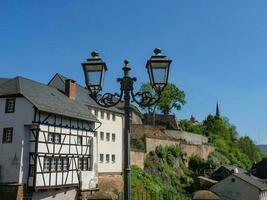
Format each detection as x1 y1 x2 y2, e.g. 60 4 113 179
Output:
82 48 171 200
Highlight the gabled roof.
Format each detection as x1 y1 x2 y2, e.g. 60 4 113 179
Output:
0 78 10 85
0 76 99 122
48 73 123 114
233 173 267 191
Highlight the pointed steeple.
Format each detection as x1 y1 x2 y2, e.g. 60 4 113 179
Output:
216 101 220 118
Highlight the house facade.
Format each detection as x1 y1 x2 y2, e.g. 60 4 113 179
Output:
0 77 99 199
211 173 267 200
48 74 124 176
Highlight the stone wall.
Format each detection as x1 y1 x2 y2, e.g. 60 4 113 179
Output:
131 151 145 169
145 137 180 153
180 143 215 164
32 188 77 200
130 139 215 169
98 174 124 193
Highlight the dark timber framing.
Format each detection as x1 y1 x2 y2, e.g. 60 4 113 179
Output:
28 107 95 190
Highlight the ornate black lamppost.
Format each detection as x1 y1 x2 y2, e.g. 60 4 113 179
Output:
82 48 171 200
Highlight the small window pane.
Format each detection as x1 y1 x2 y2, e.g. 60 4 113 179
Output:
106 154 110 163
100 154 104 163
63 158 69 171
57 158 62 171
54 134 60 143
51 158 56 171
77 136 82 145
94 109 98 117
112 134 115 142
112 155 115 163
2 128 13 143
5 99 15 113
78 158 82 170
44 157 50 172
100 132 104 140
112 114 116 121
107 112 110 120
83 158 88 170
106 132 110 141
48 133 53 142
101 111 104 119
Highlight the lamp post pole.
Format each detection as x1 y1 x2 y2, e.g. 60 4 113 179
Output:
82 48 171 200
121 61 133 200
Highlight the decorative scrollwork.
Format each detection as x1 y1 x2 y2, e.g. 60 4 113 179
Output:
91 91 123 108
131 90 161 107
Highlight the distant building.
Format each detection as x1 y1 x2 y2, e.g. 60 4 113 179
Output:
0 76 99 199
211 165 246 181
211 173 267 200
251 158 267 179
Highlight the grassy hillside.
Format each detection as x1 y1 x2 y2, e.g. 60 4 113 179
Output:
131 145 192 200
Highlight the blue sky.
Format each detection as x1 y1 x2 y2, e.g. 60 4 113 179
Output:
1 0 267 144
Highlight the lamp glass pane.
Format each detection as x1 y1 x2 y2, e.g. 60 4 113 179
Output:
152 67 168 84
87 71 102 86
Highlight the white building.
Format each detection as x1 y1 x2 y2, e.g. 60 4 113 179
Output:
48 74 124 176
0 76 99 199
211 172 267 200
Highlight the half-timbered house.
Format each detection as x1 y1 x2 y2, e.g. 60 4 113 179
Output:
48 73 124 191
0 76 99 199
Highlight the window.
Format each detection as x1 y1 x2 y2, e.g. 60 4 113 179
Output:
63 157 69 171
112 154 115 163
44 157 50 172
112 133 116 142
106 154 110 163
2 128 13 143
77 136 82 145
48 133 53 142
100 132 104 141
5 99 15 113
48 133 61 143
101 111 104 119
83 158 88 170
78 157 89 171
78 158 83 170
106 132 110 141
112 114 116 121
100 154 104 163
29 165 35 176
107 112 110 120
54 134 60 143
94 109 98 117
51 157 56 171
57 158 62 171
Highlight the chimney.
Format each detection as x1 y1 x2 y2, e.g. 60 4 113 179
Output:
65 79 76 100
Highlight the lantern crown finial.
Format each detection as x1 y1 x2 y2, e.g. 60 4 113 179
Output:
154 48 162 55
91 51 99 58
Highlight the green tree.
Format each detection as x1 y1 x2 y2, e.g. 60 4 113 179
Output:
139 83 186 114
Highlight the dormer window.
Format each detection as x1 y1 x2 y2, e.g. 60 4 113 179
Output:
5 98 16 113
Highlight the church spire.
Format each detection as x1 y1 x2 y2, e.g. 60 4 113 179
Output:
216 101 220 118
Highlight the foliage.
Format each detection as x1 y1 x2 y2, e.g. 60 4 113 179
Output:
139 83 186 114
179 119 204 135
132 145 192 199
188 155 216 174
131 135 145 151
180 114 264 169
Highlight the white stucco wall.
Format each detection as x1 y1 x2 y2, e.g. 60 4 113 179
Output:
0 97 34 183
92 109 123 173
211 174 260 200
